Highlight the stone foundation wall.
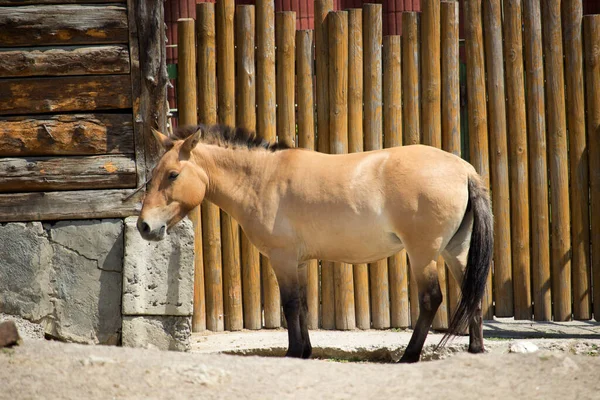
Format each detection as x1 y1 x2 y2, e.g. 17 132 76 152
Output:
0 217 194 351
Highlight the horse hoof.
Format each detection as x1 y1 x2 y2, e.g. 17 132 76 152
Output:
285 348 304 358
302 346 312 359
468 344 485 354
399 354 420 364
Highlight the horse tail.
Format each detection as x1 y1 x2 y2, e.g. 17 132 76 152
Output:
439 174 493 348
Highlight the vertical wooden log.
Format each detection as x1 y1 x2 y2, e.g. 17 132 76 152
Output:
523 0 551 321
129 0 169 180
177 19 198 127
441 1 461 319
196 2 223 332
315 0 335 330
563 0 591 320
216 0 243 331
483 0 516 318
464 0 493 319
177 18 205 332
276 11 296 147
503 0 531 320
384 35 409 329
348 8 371 330
236 5 261 330
328 11 356 331
421 0 448 330
583 15 600 321
402 11 420 327
541 0 572 321
257 0 281 328
402 12 420 146
364 3 390 330
420 0 441 149
296 29 319 330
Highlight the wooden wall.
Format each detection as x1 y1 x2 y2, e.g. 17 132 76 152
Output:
0 0 168 222
178 0 600 332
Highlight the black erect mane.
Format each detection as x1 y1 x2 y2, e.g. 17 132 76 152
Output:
172 124 291 152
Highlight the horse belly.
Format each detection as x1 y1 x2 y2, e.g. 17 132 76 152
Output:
306 217 403 264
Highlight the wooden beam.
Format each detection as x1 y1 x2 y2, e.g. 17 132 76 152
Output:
0 154 136 193
583 15 600 323
256 0 281 329
217 0 243 332
128 0 169 180
523 0 552 320
0 188 142 223
0 4 128 47
236 5 261 331
0 114 134 157
464 0 493 319
0 75 132 116
503 0 530 319
275 11 296 147
563 0 591 320
364 3 390 330
296 29 319 330
0 45 130 78
197 1 224 333
484 0 515 318
542 0 572 321
348 8 370 331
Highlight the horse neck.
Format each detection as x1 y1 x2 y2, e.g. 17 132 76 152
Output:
195 144 275 221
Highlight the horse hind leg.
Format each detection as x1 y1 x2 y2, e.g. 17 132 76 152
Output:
441 210 485 354
399 256 443 363
298 262 312 359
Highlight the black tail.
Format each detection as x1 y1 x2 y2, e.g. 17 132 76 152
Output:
439 175 494 348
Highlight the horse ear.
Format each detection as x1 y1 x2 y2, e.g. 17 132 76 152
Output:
151 128 173 150
181 128 203 155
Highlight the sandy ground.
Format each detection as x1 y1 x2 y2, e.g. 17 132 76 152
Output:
2 316 600 400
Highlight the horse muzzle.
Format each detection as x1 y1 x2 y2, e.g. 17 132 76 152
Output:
137 218 167 241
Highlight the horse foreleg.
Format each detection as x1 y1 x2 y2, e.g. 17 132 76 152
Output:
400 260 442 363
272 258 304 358
298 262 312 359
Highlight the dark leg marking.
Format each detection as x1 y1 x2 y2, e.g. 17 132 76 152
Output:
298 277 312 359
468 301 484 354
280 282 304 358
399 279 443 363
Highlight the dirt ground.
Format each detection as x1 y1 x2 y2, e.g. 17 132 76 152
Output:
2 317 600 400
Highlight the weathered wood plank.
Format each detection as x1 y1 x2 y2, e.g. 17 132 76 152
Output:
0 75 132 115
0 113 134 157
0 154 136 192
0 188 142 222
128 0 169 179
0 45 130 78
0 4 128 47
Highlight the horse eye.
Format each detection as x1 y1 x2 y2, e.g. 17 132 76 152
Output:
168 171 179 181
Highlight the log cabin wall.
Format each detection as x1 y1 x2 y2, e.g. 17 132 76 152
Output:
0 0 168 222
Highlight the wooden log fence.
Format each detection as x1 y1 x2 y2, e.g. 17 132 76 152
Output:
171 0 600 332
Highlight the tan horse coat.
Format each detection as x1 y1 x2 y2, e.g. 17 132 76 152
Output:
138 125 493 363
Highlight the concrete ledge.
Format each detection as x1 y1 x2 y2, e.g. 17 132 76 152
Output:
122 316 191 351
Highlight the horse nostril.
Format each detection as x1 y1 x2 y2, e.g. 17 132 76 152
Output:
140 221 151 234
159 225 166 236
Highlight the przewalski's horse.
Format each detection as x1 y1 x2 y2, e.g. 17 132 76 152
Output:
138 124 493 363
